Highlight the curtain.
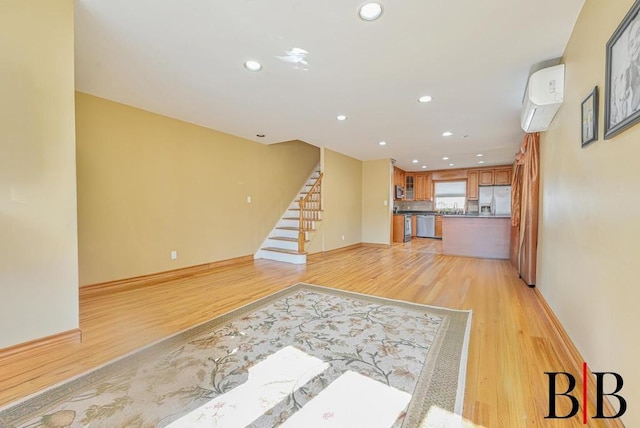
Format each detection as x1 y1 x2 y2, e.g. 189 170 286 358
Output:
510 133 540 287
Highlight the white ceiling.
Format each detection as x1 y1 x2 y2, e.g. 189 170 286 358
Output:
74 0 584 172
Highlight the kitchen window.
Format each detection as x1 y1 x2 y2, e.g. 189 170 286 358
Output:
434 181 466 211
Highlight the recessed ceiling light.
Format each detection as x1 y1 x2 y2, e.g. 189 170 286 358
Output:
378 141 387 146
418 95 432 103
442 156 449 160
421 165 427 169
358 2 384 21
442 131 453 137
336 115 347 121
449 163 454 166
462 134 469 138
244 60 262 72
478 160 485 164
256 134 265 138
412 159 419 163
476 153 484 157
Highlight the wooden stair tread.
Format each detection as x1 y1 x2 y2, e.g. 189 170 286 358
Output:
269 236 309 243
261 247 307 255
282 217 322 221
275 226 316 232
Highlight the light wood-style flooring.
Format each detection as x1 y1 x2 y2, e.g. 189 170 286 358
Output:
0 239 620 427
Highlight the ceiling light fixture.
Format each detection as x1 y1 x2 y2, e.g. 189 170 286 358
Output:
442 131 453 137
418 95 432 103
336 115 347 121
358 2 384 21
478 161 485 164
412 159 419 163
421 165 427 169
243 60 262 72
449 163 454 166
378 141 387 146
476 153 484 157
442 156 449 160
256 134 265 138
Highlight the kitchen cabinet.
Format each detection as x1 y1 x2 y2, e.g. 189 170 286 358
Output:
393 215 406 243
494 168 511 185
411 215 417 237
405 174 415 200
435 215 443 238
467 171 479 200
479 170 494 186
393 167 405 188
414 173 432 201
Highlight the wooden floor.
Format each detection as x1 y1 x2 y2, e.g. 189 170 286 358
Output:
0 239 620 427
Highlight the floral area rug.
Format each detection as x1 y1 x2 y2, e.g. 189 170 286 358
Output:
0 283 472 427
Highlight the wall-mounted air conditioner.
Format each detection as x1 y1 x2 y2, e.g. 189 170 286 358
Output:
520 64 565 132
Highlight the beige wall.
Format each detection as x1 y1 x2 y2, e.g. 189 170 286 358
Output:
0 0 79 348
308 148 363 253
538 0 639 424
76 93 319 285
362 159 392 245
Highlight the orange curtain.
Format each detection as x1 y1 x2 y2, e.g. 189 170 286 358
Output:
510 133 539 287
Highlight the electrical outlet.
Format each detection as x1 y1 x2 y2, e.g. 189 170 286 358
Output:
341 235 345 241
384 200 388 206
247 196 252 203
170 251 177 260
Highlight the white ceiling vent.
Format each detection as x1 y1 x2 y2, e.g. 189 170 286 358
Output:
521 64 565 132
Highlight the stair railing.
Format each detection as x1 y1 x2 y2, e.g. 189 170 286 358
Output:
298 172 323 253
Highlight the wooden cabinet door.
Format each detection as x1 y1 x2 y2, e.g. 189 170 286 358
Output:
494 168 511 185
415 174 426 200
479 170 494 186
435 216 443 238
411 215 417 237
405 174 415 200
424 174 432 201
393 215 405 243
467 171 479 200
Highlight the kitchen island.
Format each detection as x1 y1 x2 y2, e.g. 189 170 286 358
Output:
441 215 511 259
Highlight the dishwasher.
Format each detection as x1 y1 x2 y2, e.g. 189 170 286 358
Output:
416 215 436 238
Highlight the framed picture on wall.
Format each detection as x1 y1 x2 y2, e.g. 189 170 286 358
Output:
581 86 598 147
604 0 640 139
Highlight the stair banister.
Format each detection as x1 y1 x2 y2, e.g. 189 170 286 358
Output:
298 172 323 253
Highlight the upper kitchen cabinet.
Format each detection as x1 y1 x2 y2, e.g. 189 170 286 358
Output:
415 173 432 201
404 173 415 200
467 171 479 200
479 170 494 186
393 167 405 188
494 168 511 185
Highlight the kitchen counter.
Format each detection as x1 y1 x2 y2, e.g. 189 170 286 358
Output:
441 213 511 218
441 215 511 259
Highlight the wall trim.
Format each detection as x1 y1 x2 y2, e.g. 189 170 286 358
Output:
535 288 623 425
80 255 254 297
307 243 363 262
361 242 392 249
0 328 82 361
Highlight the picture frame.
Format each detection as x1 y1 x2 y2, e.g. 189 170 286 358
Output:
604 0 640 139
581 86 598 147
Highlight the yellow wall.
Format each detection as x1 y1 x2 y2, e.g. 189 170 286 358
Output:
538 0 639 424
362 159 392 245
308 148 363 253
0 0 79 348
76 93 319 285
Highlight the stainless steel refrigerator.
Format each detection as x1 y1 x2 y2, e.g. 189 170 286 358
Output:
479 185 511 215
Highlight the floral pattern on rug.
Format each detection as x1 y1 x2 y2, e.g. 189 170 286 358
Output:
2 285 470 428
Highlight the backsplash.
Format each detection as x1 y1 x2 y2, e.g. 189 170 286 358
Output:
394 200 433 211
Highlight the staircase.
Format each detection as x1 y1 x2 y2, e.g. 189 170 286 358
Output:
255 167 323 264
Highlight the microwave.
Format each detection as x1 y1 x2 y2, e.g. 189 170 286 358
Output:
395 185 405 199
